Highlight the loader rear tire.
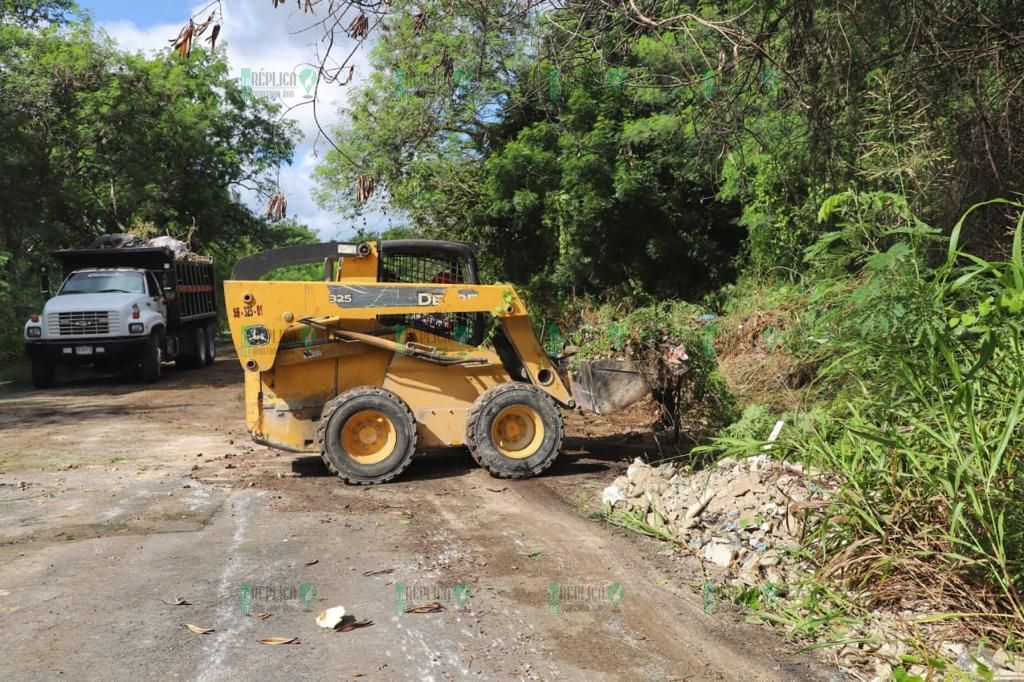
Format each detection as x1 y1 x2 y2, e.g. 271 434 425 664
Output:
317 387 417 485
466 382 563 479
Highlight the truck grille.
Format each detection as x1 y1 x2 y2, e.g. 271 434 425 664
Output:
47 311 118 336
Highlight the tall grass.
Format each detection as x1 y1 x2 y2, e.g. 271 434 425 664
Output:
711 196 1024 642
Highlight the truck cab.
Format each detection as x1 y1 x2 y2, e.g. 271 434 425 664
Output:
24 245 218 388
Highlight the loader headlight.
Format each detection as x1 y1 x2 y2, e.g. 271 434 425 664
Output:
129 322 145 334
26 326 42 338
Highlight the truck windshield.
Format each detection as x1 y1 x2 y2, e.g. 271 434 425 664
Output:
59 271 146 295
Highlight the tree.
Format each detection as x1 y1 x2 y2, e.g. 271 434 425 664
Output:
0 14 302 358
314 0 745 299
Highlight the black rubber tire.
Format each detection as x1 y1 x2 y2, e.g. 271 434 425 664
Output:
194 327 208 367
205 322 217 365
176 326 206 369
141 330 163 383
317 387 418 485
466 382 563 479
31 358 54 389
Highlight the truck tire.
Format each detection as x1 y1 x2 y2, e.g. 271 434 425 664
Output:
176 326 207 369
31 358 55 389
141 330 163 383
317 387 418 485
194 326 209 367
466 382 563 479
205 322 217 365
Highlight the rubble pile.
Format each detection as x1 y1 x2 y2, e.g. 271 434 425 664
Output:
602 455 831 585
603 458 1024 679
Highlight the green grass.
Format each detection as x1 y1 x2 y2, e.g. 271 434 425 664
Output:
702 196 1024 648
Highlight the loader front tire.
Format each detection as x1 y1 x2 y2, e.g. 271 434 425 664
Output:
466 382 563 479
317 387 417 485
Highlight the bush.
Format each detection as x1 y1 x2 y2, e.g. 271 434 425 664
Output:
707 195 1024 641
574 300 737 442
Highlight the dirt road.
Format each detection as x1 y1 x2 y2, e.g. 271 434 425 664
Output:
0 352 832 681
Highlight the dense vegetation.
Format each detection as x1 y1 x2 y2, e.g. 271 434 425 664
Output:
315 0 1024 649
0 0 311 360
2 0 1021 654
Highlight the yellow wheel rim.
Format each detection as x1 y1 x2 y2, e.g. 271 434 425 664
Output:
491 405 545 459
340 410 397 465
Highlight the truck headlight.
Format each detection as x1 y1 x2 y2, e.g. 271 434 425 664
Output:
129 322 145 334
27 326 42 338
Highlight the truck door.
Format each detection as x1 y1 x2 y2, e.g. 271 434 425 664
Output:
146 272 166 319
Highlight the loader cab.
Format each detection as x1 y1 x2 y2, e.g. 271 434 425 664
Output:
231 239 488 347
373 240 485 348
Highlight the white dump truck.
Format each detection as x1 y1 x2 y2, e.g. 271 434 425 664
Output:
23 242 218 388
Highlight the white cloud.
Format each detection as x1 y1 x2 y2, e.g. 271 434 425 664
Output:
98 1 373 240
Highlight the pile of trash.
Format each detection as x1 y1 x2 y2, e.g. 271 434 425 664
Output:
602 455 830 585
88 233 193 260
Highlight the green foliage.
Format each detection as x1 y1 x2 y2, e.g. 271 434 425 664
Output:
576 301 737 437
316 0 746 299
0 15 300 360
707 196 1024 639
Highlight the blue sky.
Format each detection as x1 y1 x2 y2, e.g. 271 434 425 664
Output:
80 0 192 27
77 0 379 240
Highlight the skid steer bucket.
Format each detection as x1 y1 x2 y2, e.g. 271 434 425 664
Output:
571 359 651 415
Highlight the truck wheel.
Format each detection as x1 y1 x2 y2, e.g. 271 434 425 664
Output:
205 322 217 365
194 327 209 367
466 382 563 479
317 387 418 485
176 326 206 369
141 331 163 383
31 359 55 389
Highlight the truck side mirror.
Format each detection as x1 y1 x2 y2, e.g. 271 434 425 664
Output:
39 270 51 298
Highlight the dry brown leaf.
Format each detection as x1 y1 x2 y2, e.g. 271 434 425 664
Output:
257 637 299 645
346 14 369 39
355 175 375 204
253 612 272 621
362 568 394 577
206 24 220 50
413 12 428 34
404 602 444 614
335 619 373 632
185 623 214 634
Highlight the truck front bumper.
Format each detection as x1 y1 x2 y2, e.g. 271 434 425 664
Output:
25 337 149 366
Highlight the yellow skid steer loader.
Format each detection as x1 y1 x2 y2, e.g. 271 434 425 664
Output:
225 240 650 484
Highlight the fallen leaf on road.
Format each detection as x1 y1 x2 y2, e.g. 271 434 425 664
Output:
185 624 214 634
405 602 444 614
486 487 508 493
257 637 299 645
362 568 394 577
160 598 191 605
335 619 373 632
253 612 272 620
